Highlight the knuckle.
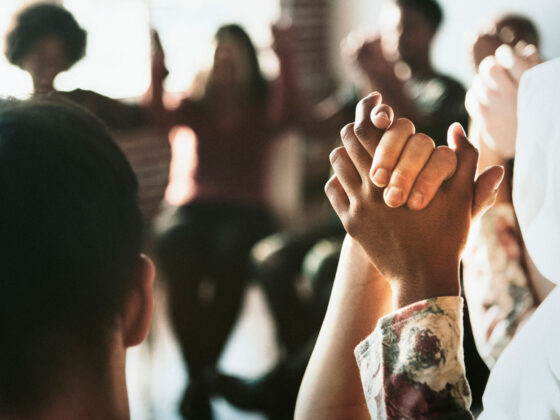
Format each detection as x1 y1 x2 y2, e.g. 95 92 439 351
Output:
410 133 436 150
372 143 395 167
353 120 371 139
358 92 380 109
390 168 413 188
416 176 439 193
343 213 360 236
395 118 416 135
434 146 458 165
340 123 354 140
329 147 345 165
479 55 496 74
324 178 336 195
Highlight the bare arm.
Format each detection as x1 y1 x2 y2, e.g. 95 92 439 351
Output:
295 235 391 420
304 90 504 418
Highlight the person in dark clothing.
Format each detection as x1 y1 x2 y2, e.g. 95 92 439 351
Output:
0 98 154 420
209 1 477 418
4 2 147 130
149 23 300 419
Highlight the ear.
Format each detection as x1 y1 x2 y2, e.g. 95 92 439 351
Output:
122 254 155 347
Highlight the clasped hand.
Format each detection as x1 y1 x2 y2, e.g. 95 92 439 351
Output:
325 93 504 308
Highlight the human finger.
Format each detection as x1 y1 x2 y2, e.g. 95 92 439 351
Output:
407 146 458 210
465 87 485 121
472 165 505 218
471 74 492 106
478 55 516 93
383 133 435 208
353 92 383 157
447 123 479 194
329 146 362 195
325 175 350 217
369 118 416 187
341 123 372 180
370 103 394 131
495 44 533 83
516 42 540 64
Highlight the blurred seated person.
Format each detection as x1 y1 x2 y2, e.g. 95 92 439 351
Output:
0 98 154 419
464 19 555 368
149 23 301 419
338 0 467 146
4 3 147 130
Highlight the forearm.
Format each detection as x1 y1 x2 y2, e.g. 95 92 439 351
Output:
295 236 392 420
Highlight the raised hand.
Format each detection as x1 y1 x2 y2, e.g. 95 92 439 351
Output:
271 19 295 58
325 93 504 308
150 29 169 84
466 43 540 159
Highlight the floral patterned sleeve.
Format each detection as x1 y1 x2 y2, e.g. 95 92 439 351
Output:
355 297 473 419
463 203 535 369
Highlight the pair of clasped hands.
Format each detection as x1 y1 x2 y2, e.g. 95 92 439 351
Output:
325 92 505 309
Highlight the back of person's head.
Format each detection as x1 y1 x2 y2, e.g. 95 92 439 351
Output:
395 0 444 31
4 2 86 68
0 98 144 416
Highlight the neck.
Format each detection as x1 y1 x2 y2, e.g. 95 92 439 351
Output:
409 58 434 79
1 342 129 420
33 80 54 95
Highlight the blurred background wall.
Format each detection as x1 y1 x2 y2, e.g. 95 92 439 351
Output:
2 0 559 99
332 0 560 86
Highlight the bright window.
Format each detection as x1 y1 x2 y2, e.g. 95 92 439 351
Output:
0 0 280 98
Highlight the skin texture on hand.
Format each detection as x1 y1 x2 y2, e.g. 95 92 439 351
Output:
325 93 504 308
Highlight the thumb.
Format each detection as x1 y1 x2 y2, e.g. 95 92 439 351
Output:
472 165 505 218
447 123 479 191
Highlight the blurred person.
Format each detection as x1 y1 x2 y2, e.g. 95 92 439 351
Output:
464 25 555 369
0 98 154 419
341 0 467 146
4 2 147 129
149 23 301 419
469 14 540 71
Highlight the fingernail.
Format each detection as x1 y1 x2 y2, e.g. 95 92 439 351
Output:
376 110 389 121
454 123 467 137
496 44 515 68
371 168 389 186
384 186 404 207
408 191 424 209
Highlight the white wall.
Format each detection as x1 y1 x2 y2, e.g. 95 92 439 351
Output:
0 0 280 98
330 0 560 86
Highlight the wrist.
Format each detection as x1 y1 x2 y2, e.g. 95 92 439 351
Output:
389 265 460 309
339 236 386 287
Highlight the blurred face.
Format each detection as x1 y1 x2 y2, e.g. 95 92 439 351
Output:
21 35 70 93
212 37 251 87
381 3 435 66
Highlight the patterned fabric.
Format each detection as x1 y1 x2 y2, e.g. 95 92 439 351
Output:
355 297 472 419
463 203 535 368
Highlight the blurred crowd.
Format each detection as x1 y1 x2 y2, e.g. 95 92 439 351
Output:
0 1 557 420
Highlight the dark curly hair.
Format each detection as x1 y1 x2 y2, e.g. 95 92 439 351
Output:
396 0 444 30
5 3 86 68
